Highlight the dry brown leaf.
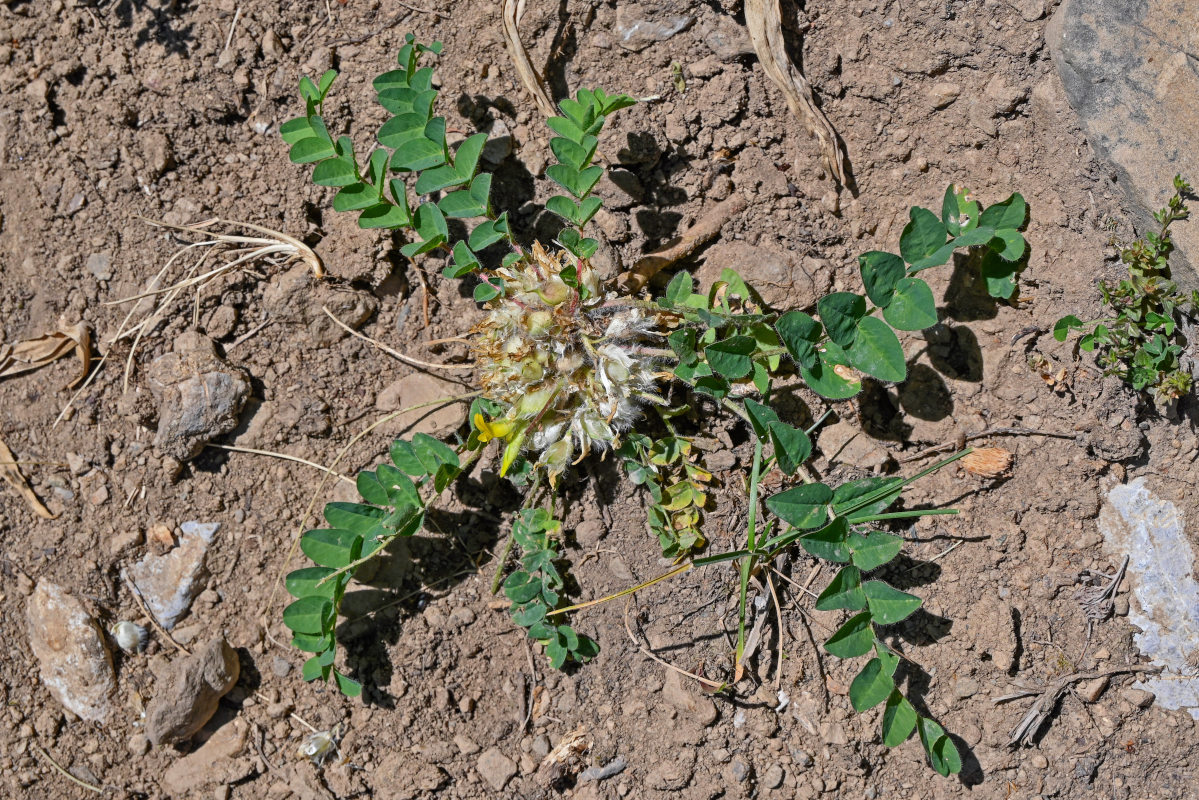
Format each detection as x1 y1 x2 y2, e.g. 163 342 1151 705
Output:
501 0 557 119
745 0 848 185
0 437 58 519
0 322 91 388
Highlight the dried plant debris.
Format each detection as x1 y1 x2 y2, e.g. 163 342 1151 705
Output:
1075 554 1129 638
744 0 847 184
501 0 557 118
0 322 91 387
962 446 1013 478
0 436 57 519
1099 478 1199 718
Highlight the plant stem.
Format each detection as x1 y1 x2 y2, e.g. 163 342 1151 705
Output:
490 470 543 594
735 433 765 671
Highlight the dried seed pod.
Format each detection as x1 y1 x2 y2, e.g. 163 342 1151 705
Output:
298 722 344 766
110 621 149 654
962 447 1013 478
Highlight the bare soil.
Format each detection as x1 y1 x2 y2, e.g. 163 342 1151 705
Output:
1 0 1197 798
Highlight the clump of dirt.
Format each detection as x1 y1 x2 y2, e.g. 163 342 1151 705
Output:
1 1 1197 798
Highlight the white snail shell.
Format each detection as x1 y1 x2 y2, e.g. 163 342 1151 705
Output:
110 621 148 654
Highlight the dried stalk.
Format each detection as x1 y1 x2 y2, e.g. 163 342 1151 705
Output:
744 0 847 185
501 0 557 118
618 193 748 293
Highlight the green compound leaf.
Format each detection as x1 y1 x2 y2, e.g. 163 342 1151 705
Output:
1054 315 1086 342
469 213 511 250
980 248 1020 299
550 134 599 171
848 530 904 571
847 316 907 382
817 292 867 348
280 115 318 144
765 482 833 530
883 277 938 331
358 202 411 230
768 422 811 476
334 671 362 697
882 690 918 746
863 581 923 624
800 342 862 400
324 502 385 534
775 311 823 369
511 601 547 627
289 133 337 163
504 571 542 604
704 335 756 379
941 184 980 236
546 163 603 200
557 228 599 260
899 206 948 266
832 476 903 517
313 153 359 187
285 566 340 599
332 183 379 213
301 528 363 568
978 192 1027 232
283 595 333 636
859 251 907 307
917 717 962 776
545 115 586 144
665 270 694 306
850 657 895 712
798 517 851 562
301 655 329 681
991 228 1027 262
743 398 780 438
824 611 875 658
815 565 867 611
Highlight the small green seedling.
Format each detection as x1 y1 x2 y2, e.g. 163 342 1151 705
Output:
278 34 1030 776
1055 175 1195 404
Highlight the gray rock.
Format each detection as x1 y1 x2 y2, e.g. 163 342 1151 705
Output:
161 718 252 794
26 582 116 722
147 332 251 461
476 748 517 791
1049 0 1199 285
614 3 695 52
125 521 218 630
146 637 240 746
86 252 112 281
702 15 754 60
481 119 514 166
696 241 831 312
762 763 785 789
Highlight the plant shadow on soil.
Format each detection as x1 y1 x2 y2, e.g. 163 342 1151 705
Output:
112 0 196 56
332 466 526 707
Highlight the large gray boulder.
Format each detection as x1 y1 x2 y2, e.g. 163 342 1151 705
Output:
1049 0 1199 284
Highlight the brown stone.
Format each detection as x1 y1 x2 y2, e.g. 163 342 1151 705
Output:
161 718 252 795
146 637 240 746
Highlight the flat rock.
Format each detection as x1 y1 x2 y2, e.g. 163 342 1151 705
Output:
1049 0 1199 285
696 240 831 312
125 521 218 630
375 372 466 437
146 332 251 461
476 747 517 792
26 582 116 722
662 667 718 726
161 718 251 795
262 263 378 346
146 637 240 746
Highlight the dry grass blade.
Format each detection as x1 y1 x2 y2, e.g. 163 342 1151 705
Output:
501 0 557 118
107 218 324 391
0 436 57 519
0 322 91 387
744 0 848 185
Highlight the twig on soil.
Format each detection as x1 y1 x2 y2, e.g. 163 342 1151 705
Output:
226 317 273 350
224 7 241 53
623 598 728 693
0 436 57 519
206 443 355 484
618 194 749 293
744 0 848 185
520 639 537 733
900 426 1075 463
995 665 1162 747
31 743 104 794
766 571 784 689
122 573 191 656
322 306 473 372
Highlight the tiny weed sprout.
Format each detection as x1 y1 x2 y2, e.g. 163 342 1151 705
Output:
279 34 1030 776
1055 175 1196 406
